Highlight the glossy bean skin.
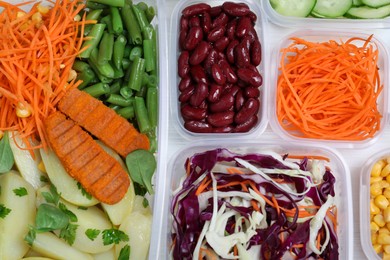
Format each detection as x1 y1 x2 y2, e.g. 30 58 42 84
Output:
207 26 226 42
251 40 262 66
190 65 208 84
208 83 223 103
234 98 259 124
244 86 260 98
214 36 229 52
189 16 200 27
201 12 211 33
178 51 190 78
213 125 233 133
182 3 211 17
211 12 228 28
226 19 237 40
207 111 235 127
184 120 213 133
247 11 257 22
211 64 226 85
189 82 209 107
209 86 238 113
180 16 189 31
235 42 250 68
234 115 258 132
179 76 192 91
181 104 207 120
222 2 250 16
218 60 237 83
235 89 245 111
179 85 195 103
189 41 211 65
204 48 218 73
184 26 203 51
179 30 187 50
209 6 222 17
226 40 239 64
236 16 252 38
237 68 262 87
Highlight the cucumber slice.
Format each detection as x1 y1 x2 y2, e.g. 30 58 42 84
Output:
345 4 390 18
270 0 317 17
312 0 353 17
353 0 364 6
362 0 390 7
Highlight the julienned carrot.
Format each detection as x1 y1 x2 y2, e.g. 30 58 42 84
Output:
277 35 383 141
0 0 95 153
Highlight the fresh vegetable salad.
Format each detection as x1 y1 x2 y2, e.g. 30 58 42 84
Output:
170 148 340 259
0 0 159 259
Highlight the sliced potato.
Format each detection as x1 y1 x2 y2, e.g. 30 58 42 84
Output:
39 148 99 207
93 248 115 260
32 232 92 260
0 171 36 260
22 257 54 260
115 211 152 260
8 132 46 189
132 195 152 215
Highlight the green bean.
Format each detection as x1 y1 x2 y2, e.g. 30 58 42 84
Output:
88 0 124 7
86 1 107 9
89 48 115 78
142 25 153 40
98 32 114 64
109 81 122 94
117 106 134 119
147 135 157 153
106 94 133 107
135 2 148 11
113 35 127 70
142 72 157 88
83 83 110 98
73 60 91 72
84 9 103 35
112 61 124 79
121 2 142 45
122 58 131 70
136 85 147 98
120 86 133 99
88 59 113 84
146 87 158 128
76 69 96 89
124 45 132 58
100 15 114 34
128 57 145 91
134 96 151 133
151 27 157 77
145 6 155 23
109 104 121 111
110 7 123 35
129 46 142 61
143 39 155 72
131 4 149 32
79 23 106 59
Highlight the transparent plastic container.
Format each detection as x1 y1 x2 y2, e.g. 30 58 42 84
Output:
154 139 353 259
168 0 268 140
360 149 390 260
268 29 389 149
261 1 390 29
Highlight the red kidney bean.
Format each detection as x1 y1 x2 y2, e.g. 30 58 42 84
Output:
212 12 228 28
211 63 226 85
201 12 211 33
237 68 262 87
204 48 218 73
234 98 259 124
179 85 195 103
207 25 226 42
189 16 200 27
184 120 213 133
181 104 207 121
209 86 237 113
178 51 190 78
234 115 258 132
213 125 233 133
218 59 237 83
209 5 222 17
247 11 257 22
190 82 209 107
184 26 203 51
236 16 252 38
244 86 260 98
190 65 208 84
235 42 250 68
189 41 211 65
179 30 187 50
226 19 237 40
179 76 192 91
208 83 223 103
207 111 235 127
216 51 226 62
246 28 258 42
182 3 211 18
222 2 250 17
214 36 229 52
226 40 239 64
241 35 253 51
251 40 262 66
180 16 189 31
235 89 245 111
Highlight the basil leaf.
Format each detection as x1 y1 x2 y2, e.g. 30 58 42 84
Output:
118 245 130 260
0 204 11 219
13 187 28 197
85 229 100 241
102 228 129 245
125 150 156 194
0 132 14 174
35 204 69 232
59 223 78 245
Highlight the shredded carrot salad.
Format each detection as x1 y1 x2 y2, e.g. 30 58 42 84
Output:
0 0 95 151
277 35 383 141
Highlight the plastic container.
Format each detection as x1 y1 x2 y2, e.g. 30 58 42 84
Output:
261 1 390 29
153 139 353 259
168 0 268 140
268 29 389 149
360 149 390 260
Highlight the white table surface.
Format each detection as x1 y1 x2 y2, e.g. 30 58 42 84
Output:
159 1 390 259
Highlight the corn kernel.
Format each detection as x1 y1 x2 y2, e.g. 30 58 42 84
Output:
67 69 77 82
382 180 390 189
371 200 381 215
373 244 383 253
372 176 384 184
386 175 390 184
38 161 46 174
372 222 381 233
378 233 390 244
16 102 32 118
74 14 81 21
372 161 386 177
32 12 43 28
376 195 390 210
16 11 26 19
371 182 384 197
382 164 390 178
37 4 50 14
384 245 390 254
380 228 390 235
384 253 390 260
385 207 390 223
373 233 379 244
375 214 386 228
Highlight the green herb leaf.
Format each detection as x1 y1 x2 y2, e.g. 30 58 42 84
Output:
59 223 78 245
77 182 92 200
125 149 156 194
58 203 78 222
24 226 36 246
0 204 11 219
142 197 149 208
0 132 14 174
41 185 60 205
35 204 69 232
118 245 131 260
133 182 147 196
40 175 49 183
102 228 129 245
85 228 100 241
13 187 28 197
78 206 88 210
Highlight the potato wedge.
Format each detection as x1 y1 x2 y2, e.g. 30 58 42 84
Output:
93 248 115 260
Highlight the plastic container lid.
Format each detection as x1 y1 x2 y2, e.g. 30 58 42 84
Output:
268 29 389 149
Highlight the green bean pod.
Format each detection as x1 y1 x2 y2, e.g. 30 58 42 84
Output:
117 106 135 119
113 35 127 70
80 23 106 59
143 39 155 72
89 48 115 79
100 15 114 34
131 4 149 32
76 69 96 89
121 2 142 45
120 86 133 99
134 96 151 133
88 0 124 7
83 83 110 98
86 1 107 10
146 6 155 22
129 46 143 61
122 59 131 70
128 57 145 91
83 9 104 36
110 7 123 35
106 94 133 107
73 60 91 72
98 32 114 64
146 86 158 128
109 81 122 94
